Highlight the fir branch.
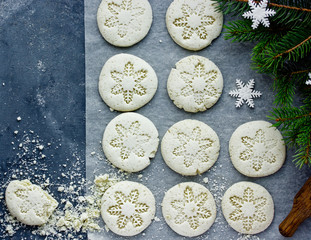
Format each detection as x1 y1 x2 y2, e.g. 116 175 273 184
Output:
213 0 311 13
275 112 311 123
261 28 311 73
224 20 275 42
269 106 311 167
293 127 311 168
273 35 311 59
291 69 311 75
273 76 296 105
273 67 311 105
213 0 252 15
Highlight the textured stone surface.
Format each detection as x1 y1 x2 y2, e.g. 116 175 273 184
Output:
0 1 85 239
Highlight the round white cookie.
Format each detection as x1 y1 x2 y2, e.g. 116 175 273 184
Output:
222 181 274 234
97 0 153 47
101 181 155 236
102 112 159 172
166 0 223 51
5 179 58 226
99 53 158 112
162 182 216 237
167 55 223 112
229 120 286 177
161 119 220 176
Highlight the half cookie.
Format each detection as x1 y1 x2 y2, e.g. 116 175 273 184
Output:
102 112 159 172
101 181 155 236
99 53 158 112
97 0 153 47
229 120 286 177
162 182 216 237
222 181 274 234
167 55 223 112
161 119 220 176
5 180 58 226
166 0 223 51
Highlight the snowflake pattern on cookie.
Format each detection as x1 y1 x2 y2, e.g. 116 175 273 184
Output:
5 180 58 226
171 186 212 230
229 187 267 231
240 129 277 171
105 0 145 38
111 62 147 104
173 126 213 167
107 189 149 229
110 121 151 160
173 4 215 40
15 188 51 217
181 62 218 105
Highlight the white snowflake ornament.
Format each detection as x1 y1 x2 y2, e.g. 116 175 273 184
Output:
306 72 311 85
229 79 262 108
243 0 276 29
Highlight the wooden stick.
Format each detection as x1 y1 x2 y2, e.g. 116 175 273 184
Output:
279 176 311 237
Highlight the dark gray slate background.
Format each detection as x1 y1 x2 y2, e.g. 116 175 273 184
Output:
0 0 85 239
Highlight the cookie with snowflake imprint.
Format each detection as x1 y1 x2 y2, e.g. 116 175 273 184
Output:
229 120 286 177
99 54 158 112
222 181 274 234
166 0 223 51
167 55 223 112
97 0 152 47
162 182 216 237
161 119 220 176
102 112 159 172
5 180 58 226
101 181 155 236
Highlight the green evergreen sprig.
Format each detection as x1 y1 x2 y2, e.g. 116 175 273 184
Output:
213 0 311 167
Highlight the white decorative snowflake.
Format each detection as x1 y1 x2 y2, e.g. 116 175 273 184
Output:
242 0 276 29
306 72 311 85
229 79 262 108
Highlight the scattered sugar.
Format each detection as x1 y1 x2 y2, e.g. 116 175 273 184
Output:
0 127 123 239
237 233 262 240
38 145 44 150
